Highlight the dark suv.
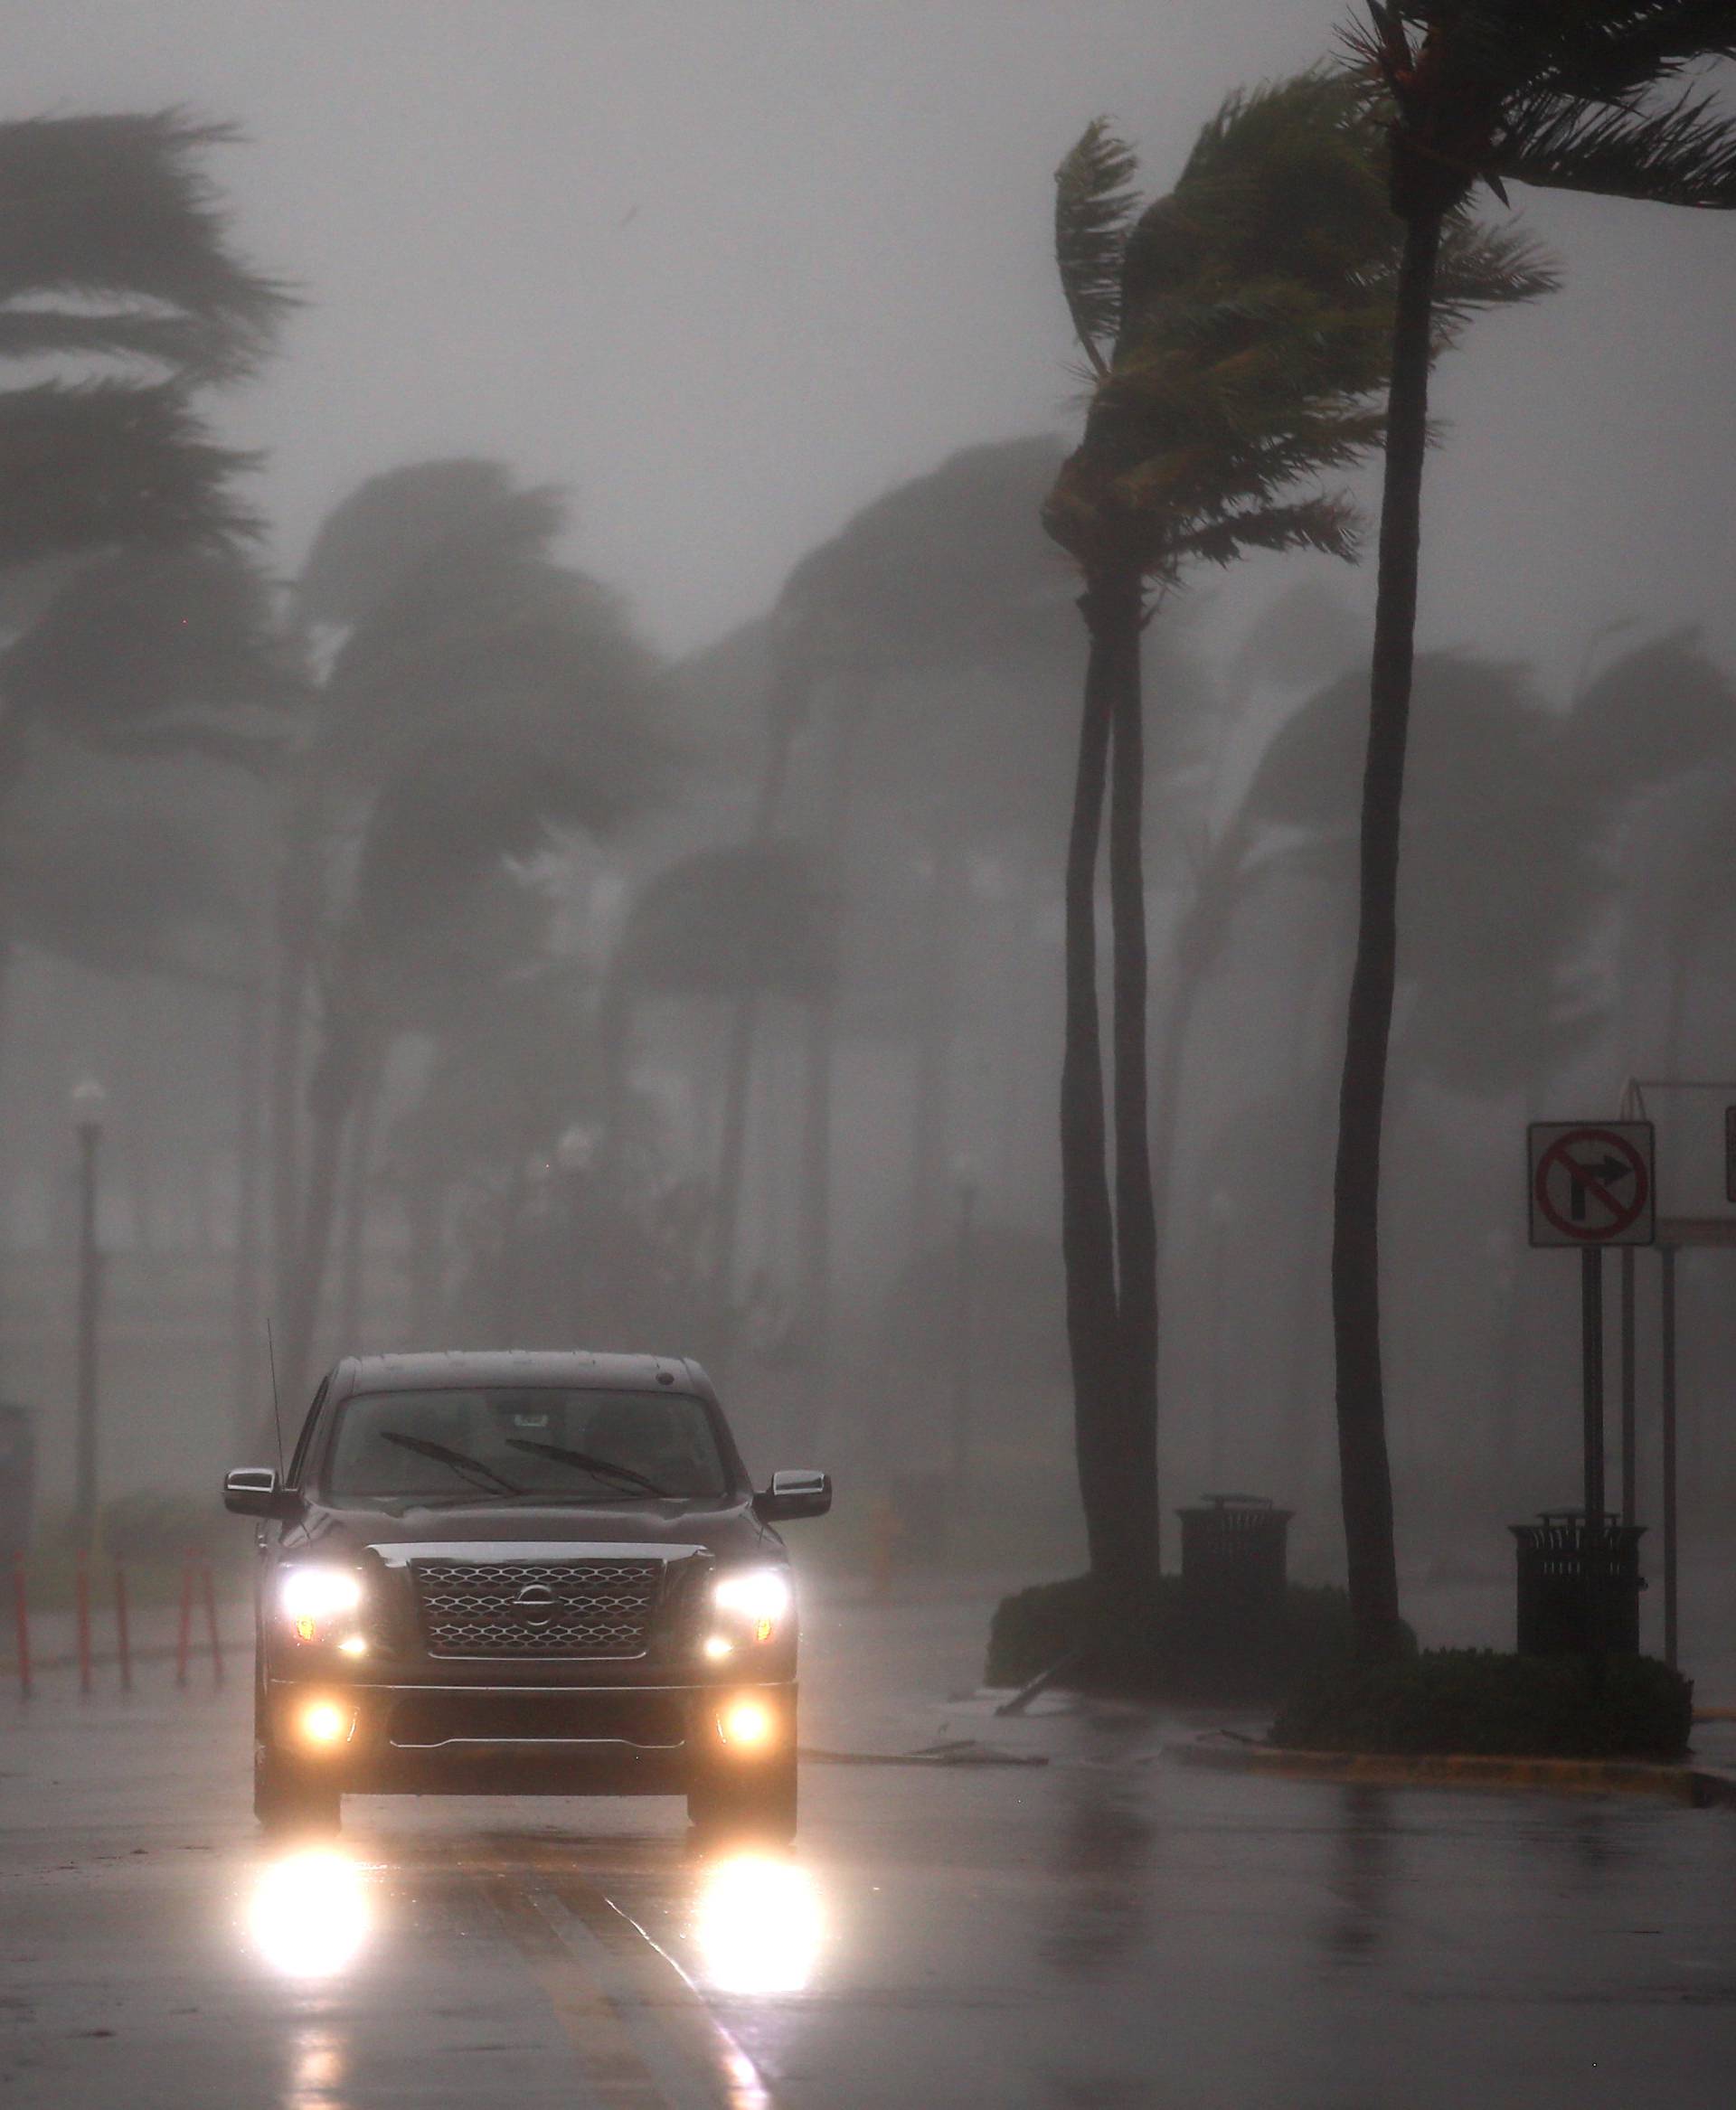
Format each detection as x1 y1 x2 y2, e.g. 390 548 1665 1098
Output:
223 1351 830 1837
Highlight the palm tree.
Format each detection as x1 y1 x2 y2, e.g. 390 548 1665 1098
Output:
0 112 289 566
275 469 665 1394
1335 2 1736 1654
715 438 1076 1388
610 840 836 1366
1044 73 1550 1594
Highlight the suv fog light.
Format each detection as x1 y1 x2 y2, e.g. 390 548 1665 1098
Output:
703 1634 734 1662
298 1700 353 1748
718 1698 776 1748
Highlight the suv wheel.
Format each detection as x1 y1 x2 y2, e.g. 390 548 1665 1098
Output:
687 1749 797 1842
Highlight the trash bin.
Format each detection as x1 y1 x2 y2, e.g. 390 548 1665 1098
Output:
1176 1493 1293 1619
1510 1511 1646 1655
0 1403 35 1563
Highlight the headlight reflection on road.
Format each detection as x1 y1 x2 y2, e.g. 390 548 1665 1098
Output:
693 1852 823 1995
247 1848 372 1981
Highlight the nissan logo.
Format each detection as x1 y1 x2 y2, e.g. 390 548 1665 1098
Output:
512 1583 558 1628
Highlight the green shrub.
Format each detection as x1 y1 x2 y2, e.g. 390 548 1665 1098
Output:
987 1571 1401 1703
1272 1648 1694 1761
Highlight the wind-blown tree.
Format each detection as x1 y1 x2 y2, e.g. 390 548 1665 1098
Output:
1043 72 1551 1594
275 467 665 1394
1335 3 1736 1656
610 841 835 1362
715 438 1080 1380
1166 634 1736 1493
0 112 289 567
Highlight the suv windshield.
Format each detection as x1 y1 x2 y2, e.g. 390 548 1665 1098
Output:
322 1388 730 1503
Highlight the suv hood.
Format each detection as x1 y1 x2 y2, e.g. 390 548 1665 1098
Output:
291 1495 770 1563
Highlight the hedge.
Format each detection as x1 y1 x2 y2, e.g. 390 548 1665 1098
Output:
986 1571 1396 1704
1272 1648 1694 1761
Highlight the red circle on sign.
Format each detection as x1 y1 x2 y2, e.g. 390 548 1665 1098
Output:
1533 1127 1649 1242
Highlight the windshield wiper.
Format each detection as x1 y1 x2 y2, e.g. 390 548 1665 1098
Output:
378 1430 522 1497
502 1436 673 1498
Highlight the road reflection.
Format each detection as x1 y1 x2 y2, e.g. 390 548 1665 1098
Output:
690 1849 824 1995
288 2024 349 2109
246 1847 373 1982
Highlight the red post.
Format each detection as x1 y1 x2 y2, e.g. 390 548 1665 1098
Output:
113 1564 132 1695
75 1553 93 1697
201 1558 224 1688
12 1557 30 1700
175 1551 195 1689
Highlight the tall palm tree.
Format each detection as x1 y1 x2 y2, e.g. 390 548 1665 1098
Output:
275 471 665 1394
1335 2 1736 1655
0 112 290 566
1045 72 1551 1594
610 840 835 1365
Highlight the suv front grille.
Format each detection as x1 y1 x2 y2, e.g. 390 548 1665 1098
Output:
411 1558 663 1657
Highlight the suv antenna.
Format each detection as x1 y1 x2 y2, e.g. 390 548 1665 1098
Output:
265 1318 286 1478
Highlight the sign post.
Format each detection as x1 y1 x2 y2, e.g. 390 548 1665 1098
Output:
1528 1122 1655 1653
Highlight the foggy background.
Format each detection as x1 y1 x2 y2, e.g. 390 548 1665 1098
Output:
5 1 1735 1586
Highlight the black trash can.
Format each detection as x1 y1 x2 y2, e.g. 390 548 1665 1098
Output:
1177 1494 1293 1620
1510 1511 1646 1656
0 1403 35 1564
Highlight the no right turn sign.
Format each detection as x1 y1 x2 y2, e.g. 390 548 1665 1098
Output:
1528 1121 1656 1248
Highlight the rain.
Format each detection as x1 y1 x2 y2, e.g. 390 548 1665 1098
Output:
3 6 1736 2106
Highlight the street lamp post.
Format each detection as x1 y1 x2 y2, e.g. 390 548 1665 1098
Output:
70 1079 107 1550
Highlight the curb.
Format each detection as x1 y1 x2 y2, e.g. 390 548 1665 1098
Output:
1168 1736 1736 1808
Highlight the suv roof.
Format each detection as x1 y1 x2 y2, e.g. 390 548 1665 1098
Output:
335 1351 709 1397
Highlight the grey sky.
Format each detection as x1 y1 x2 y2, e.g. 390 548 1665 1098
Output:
13 2 1736 676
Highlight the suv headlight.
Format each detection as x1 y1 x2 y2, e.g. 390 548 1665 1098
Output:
278 1566 365 1649
705 1567 792 1656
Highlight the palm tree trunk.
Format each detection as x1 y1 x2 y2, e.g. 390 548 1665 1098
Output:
281 1017 366 1399
908 838 966 1250
1331 209 1441 1660
268 785 321 1338
1106 574 1159 1579
337 1062 381 1351
1062 574 1133 1589
707 671 807 1371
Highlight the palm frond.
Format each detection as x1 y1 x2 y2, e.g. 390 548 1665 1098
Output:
1534 3 1736 106
0 381 259 568
0 111 295 380
1054 118 1140 374
1495 84 1736 205
2 544 305 735
1433 212 1562 331
0 307 243 371
1177 494 1363 569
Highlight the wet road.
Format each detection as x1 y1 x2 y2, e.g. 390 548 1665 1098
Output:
5 1580 1736 2108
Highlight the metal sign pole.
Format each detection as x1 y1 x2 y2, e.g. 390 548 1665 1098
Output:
1581 1246 1605 1526
1661 1244 1679 1671
1619 1246 1637 1527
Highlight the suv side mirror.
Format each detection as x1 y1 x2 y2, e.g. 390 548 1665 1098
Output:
222 1465 300 1521
754 1469 832 1523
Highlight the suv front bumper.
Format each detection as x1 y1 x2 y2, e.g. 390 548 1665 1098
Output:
262 1675 796 1795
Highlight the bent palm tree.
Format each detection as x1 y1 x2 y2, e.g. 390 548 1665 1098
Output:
1335 2 1736 1655
1045 72 1550 1593
0 112 290 564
